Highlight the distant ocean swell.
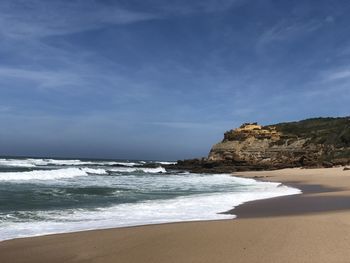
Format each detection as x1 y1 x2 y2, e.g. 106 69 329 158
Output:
0 158 301 241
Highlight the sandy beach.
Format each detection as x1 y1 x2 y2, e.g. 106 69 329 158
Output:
1 167 350 263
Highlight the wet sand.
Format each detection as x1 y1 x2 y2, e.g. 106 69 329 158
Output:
1 167 350 263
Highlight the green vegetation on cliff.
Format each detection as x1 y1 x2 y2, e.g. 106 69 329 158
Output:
267 117 350 148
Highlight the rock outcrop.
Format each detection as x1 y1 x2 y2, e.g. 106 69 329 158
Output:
171 117 350 173
208 122 310 168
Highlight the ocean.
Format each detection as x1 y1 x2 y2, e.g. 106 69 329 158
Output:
0 157 301 241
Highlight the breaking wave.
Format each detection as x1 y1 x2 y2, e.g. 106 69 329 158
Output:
0 167 107 181
0 174 301 241
108 167 166 174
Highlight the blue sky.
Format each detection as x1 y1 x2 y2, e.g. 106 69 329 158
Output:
0 0 349 160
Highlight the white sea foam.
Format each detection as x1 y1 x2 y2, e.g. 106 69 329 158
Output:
0 168 91 181
41 159 94 166
0 158 94 167
0 159 37 168
0 158 148 168
0 174 301 241
81 168 107 175
108 166 166 173
153 161 177 165
101 162 139 167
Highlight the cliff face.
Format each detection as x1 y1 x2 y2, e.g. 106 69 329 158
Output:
172 117 350 173
208 118 350 169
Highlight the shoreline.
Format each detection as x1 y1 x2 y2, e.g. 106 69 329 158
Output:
0 172 300 242
1 167 350 262
231 168 348 218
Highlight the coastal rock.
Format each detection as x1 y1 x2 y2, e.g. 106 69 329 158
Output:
170 117 350 173
208 123 310 168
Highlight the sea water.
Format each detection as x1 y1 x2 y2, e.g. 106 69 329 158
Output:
0 157 301 241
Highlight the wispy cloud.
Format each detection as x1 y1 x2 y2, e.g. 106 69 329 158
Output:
0 67 84 89
0 0 242 39
150 0 240 15
0 106 12 113
0 63 160 109
0 0 157 38
151 121 224 129
324 69 350 81
256 19 323 51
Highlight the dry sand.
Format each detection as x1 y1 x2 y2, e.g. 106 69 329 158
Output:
1 167 350 263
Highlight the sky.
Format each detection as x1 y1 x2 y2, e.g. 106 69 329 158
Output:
0 0 349 160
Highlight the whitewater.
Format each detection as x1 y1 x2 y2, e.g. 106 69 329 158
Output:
0 157 301 241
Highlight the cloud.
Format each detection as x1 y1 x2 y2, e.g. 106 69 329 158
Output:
0 106 12 113
324 69 350 81
150 0 240 15
256 19 323 50
0 0 242 39
151 121 225 129
325 15 335 23
0 0 157 38
0 67 84 89
0 64 160 111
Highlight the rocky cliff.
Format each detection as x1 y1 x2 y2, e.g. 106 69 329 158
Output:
173 117 350 173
